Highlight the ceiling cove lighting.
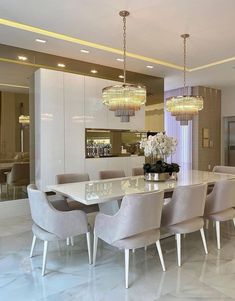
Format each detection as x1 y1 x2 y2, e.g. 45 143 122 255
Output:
166 34 203 126
57 63 66 67
18 55 27 61
35 38 46 43
102 11 146 122
80 49 90 53
0 18 183 71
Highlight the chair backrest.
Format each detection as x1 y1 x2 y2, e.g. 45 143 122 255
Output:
8 162 30 185
205 179 235 215
112 190 164 242
99 170 125 180
56 173 90 184
132 167 144 176
213 165 235 174
27 184 54 231
162 183 207 227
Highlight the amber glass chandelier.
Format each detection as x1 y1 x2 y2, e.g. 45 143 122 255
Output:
102 11 146 122
166 34 203 125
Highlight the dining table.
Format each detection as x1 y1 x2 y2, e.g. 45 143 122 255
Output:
49 169 235 215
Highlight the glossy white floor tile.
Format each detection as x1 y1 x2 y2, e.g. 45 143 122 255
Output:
0 216 235 301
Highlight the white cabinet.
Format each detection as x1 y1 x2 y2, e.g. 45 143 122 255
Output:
35 69 145 190
35 69 65 191
64 73 85 173
85 156 145 180
84 76 109 129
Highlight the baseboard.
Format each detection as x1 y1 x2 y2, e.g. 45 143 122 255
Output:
0 198 30 219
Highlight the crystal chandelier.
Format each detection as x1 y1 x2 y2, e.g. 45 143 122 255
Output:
166 34 203 126
102 11 146 122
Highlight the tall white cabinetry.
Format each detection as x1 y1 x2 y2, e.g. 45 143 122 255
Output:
35 69 145 191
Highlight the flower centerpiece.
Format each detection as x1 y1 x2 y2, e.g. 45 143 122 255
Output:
140 132 180 181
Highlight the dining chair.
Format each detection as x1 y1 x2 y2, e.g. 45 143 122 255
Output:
93 191 166 288
204 179 235 249
161 183 208 267
132 167 144 176
98 170 126 215
6 162 30 198
27 184 92 276
99 170 125 180
213 165 235 174
56 173 99 213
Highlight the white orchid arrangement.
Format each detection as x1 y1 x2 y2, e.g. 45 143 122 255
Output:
140 132 177 159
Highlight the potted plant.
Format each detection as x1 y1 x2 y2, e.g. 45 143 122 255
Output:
140 132 179 181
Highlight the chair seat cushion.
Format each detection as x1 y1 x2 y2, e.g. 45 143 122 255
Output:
111 229 160 249
206 208 235 222
32 223 59 241
166 217 204 234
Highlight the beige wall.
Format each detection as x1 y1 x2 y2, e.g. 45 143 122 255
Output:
145 103 164 132
192 86 221 171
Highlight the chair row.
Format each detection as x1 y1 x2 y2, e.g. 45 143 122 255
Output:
28 176 235 288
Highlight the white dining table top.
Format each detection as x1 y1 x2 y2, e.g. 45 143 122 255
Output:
49 170 235 206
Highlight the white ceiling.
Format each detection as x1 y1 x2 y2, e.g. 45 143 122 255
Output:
0 0 235 92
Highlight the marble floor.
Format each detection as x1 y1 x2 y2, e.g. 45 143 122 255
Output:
0 215 235 301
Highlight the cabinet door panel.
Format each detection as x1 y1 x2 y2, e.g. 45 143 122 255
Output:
64 73 85 173
84 77 108 128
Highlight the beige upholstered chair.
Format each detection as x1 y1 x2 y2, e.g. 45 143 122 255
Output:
99 170 126 215
7 162 30 198
132 167 144 176
213 165 235 174
27 184 91 276
161 183 208 267
56 173 99 213
93 191 165 289
204 179 235 249
99 170 125 180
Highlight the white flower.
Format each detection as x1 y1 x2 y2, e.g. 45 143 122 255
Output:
140 133 178 158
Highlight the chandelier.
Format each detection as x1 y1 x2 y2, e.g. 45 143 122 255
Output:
166 34 203 125
102 11 146 122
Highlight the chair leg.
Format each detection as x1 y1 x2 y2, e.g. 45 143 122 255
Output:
30 235 37 258
233 218 235 228
13 187 16 199
200 228 208 254
70 236 74 246
215 221 221 250
125 249 129 289
42 241 48 276
156 240 166 272
66 237 70 246
86 232 92 265
176 233 181 267
93 234 98 266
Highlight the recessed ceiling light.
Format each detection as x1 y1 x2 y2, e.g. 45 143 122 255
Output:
57 63 66 67
90 69 98 74
146 65 154 69
118 75 124 79
116 58 124 62
18 55 28 61
35 38 46 43
80 49 90 54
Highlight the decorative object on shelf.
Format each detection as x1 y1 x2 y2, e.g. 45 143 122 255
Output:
140 132 179 181
102 10 146 122
166 34 203 126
